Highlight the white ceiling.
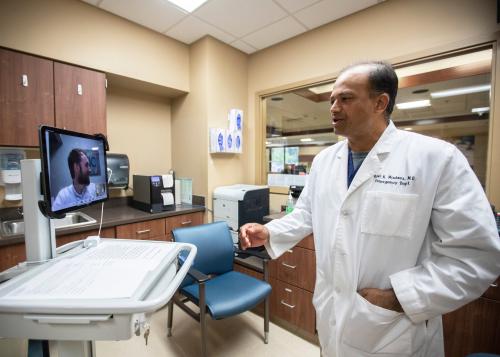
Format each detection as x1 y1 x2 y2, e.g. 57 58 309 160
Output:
81 0 383 54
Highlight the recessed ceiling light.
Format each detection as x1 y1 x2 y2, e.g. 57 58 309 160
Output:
471 106 490 114
430 84 490 98
167 0 208 13
300 138 313 142
396 99 431 110
309 83 334 94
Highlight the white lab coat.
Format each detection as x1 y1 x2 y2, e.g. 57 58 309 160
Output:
265 122 500 357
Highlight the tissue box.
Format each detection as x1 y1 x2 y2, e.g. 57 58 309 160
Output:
228 109 243 132
209 128 226 153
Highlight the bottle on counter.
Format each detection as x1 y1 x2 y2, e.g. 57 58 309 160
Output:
285 192 294 214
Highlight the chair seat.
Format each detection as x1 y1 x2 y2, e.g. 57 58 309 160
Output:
181 271 272 320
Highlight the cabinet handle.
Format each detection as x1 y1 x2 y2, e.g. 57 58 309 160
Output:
282 262 296 269
280 300 295 309
491 283 498 288
77 83 83 95
181 220 192 225
287 249 293 253
136 229 151 234
21 74 28 87
284 288 292 293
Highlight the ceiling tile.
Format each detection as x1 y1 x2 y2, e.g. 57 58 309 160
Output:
230 40 257 54
294 0 378 29
273 0 320 14
243 17 306 50
100 0 188 33
166 16 235 44
194 0 287 38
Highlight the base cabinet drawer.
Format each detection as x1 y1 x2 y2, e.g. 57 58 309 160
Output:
269 246 316 292
166 212 204 241
270 278 316 334
116 218 166 240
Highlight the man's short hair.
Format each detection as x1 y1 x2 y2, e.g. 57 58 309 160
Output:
68 149 86 179
339 61 398 119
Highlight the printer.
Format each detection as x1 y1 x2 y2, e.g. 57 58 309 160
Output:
213 184 269 245
132 174 175 213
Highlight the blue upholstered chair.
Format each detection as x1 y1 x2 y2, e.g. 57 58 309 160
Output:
167 221 272 357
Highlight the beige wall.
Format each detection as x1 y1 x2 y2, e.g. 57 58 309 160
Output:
172 37 248 215
0 0 189 92
246 0 500 206
106 86 172 193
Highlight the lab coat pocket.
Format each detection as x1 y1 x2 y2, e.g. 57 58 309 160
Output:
361 191 418 239
342 294 425 355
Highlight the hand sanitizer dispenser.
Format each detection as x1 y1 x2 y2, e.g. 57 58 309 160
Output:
0 149 25 201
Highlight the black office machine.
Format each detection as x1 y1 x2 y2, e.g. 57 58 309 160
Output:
213 184 269 245
132 174 175 213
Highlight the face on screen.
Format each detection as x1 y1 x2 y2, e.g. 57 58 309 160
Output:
41 127 108 213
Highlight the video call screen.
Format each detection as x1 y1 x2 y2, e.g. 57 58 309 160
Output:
40 126 108 214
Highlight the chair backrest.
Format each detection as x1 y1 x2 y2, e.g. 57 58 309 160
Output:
172 221 234 276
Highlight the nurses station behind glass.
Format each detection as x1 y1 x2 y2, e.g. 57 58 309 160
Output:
0 126 196 357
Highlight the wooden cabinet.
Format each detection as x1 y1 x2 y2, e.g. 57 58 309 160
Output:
116 218 167 241
0 48 55 146
0 243 26 272
0 47 106 147
443 278 500 356
56 227 116 247
267 234 316 335
0 227 116 271
54 62 106 135
165 212 204 241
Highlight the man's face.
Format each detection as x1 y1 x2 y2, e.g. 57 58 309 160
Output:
330 67 380 139
75 153 90 186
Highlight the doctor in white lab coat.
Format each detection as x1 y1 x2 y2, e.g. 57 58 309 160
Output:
240 61 500 357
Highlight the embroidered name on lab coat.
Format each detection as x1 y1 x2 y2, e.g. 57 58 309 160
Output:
373 174 415 186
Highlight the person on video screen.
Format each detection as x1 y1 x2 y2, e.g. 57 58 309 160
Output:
52 149 97 211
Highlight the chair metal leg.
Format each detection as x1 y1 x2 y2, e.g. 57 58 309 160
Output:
199 282 207 357
264 295 270 344
167 299 174 337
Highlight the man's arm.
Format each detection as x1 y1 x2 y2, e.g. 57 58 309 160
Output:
390 147 500 323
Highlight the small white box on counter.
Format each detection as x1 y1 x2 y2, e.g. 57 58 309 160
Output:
209 128 226 153
228 109 243 132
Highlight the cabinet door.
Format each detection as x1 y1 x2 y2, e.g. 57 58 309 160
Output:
0 48 54 146
116 219 166 240
0 243 26 272
443 297 500 356
165 212 204 241
54 62 106 135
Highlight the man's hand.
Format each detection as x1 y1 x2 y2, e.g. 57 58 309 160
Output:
358 288 404 313
239 223 269 250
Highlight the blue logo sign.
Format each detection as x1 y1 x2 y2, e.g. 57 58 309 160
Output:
236 135 241 149
227 133 233 149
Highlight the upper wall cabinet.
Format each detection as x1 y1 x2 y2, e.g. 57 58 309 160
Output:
0 48 107 147
0 48 55 146
54 62 106 136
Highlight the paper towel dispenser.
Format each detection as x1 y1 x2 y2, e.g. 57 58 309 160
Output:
106 153 129 189
132 174 175 213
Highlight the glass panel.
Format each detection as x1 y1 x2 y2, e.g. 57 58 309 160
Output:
265 48 492 188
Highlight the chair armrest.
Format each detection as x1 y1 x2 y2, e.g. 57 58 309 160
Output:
235 249 270 261
187 266 210 283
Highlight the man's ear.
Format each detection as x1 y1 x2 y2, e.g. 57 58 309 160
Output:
375 93 390 114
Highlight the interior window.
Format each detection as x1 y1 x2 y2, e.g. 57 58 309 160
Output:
265 47 492 188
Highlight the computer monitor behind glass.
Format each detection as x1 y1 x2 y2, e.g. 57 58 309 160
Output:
39 126 108 215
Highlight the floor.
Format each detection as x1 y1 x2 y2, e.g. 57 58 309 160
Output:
0 305 320 357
